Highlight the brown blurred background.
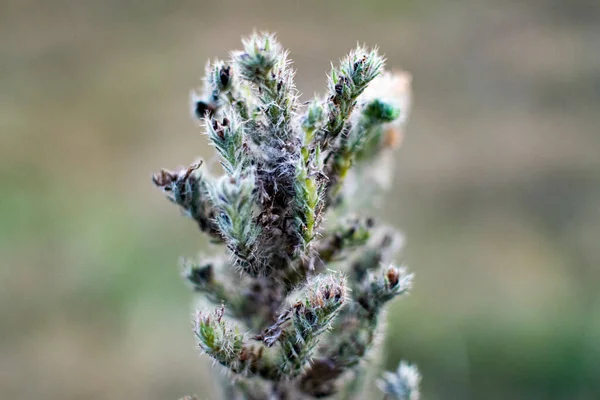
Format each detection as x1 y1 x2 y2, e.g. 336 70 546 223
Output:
1 0 599 399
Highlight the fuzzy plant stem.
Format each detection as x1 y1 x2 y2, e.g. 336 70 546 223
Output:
152 32 417 400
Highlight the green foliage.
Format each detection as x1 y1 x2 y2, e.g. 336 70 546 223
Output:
153 32 418 399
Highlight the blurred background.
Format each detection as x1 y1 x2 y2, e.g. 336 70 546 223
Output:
1 0 599 398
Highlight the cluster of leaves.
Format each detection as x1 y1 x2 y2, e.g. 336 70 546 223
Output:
153 32 419 399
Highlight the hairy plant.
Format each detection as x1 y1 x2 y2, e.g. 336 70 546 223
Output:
153 32 420 399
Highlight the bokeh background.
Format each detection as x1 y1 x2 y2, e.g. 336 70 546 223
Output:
2 0 599 398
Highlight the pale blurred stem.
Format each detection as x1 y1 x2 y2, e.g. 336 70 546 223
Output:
350 248 386 291
220 378 238 400
341 366 368 400
184 263 246 315
197 276 235 306
329 306 379 367
316 230 367 264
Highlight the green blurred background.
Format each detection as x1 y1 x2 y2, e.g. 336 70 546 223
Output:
2 0 599 398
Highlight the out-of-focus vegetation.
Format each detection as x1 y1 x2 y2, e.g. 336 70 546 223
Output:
1 0 599 399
